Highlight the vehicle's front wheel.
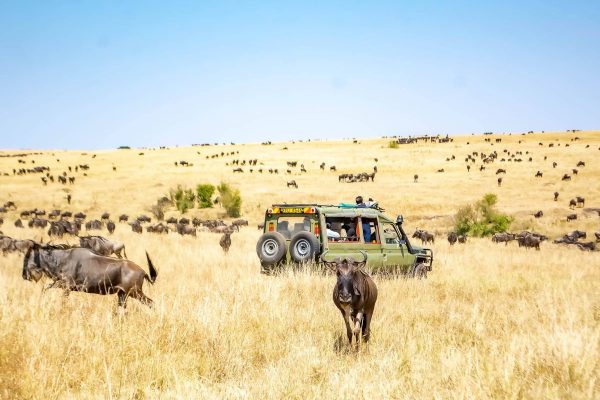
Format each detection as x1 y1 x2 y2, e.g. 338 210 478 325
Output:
289 231 320 263
409 262 428 279
256 232 287 267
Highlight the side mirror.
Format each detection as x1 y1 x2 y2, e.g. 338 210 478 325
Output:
396 215 404 225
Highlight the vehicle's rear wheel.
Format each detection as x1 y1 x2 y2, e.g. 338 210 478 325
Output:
256 232 287 266
409 262 428 279
289 231 320 264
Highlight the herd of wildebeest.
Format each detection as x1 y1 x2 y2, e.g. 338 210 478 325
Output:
1 132 599 345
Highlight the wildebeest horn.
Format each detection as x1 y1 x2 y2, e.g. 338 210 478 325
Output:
359 250 368 263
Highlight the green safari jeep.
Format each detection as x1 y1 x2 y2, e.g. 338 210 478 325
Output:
255 203 433 277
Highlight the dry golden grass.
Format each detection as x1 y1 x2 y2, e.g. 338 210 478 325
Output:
1 130 599 399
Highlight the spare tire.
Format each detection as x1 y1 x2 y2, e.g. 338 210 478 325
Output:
256 232 287 265
289 231 320 263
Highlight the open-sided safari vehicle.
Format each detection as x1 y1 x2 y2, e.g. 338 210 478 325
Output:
256 204 433 277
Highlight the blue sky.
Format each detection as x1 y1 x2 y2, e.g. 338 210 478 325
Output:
1 1 599 149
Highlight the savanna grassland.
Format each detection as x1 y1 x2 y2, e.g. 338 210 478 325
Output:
1 130 599 399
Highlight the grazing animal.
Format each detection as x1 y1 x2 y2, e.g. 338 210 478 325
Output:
492 232 515 245
412 229 434 244
457 235 467 244
594 232 600 242
566 214 577 222
79 236 127 259
14 219 24 228
119 214 129 222
107 221 116 234
569 199 577 209
22 244 157 308
287 180 298 188
535 171 543 178
322 251 377 346
576 242 596 251
219 232 232 253
562 174 571 181
496 168 506 174
517 234 541 250
576 196 585 207
533 210 543 218
129 221 143 233
497 177 503 187
447 232 457 245
413 174 418 183
554 192 559 201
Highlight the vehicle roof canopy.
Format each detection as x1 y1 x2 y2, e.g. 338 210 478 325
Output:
270 203 395 223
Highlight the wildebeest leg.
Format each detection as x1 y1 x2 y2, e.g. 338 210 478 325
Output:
341 310 353 344
130 289 154 308
362 313 371 342
117 291 128 308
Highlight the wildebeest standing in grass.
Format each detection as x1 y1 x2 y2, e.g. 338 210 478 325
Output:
447 232 457 245
107 221 115 234
322 251 377 347
219 232 232 253
22 244 157 308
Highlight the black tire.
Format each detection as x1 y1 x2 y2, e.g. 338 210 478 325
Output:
409 263 428 279
256 232 287 266
289 231 320 263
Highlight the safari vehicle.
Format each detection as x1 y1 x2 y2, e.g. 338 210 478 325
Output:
256 204 433 277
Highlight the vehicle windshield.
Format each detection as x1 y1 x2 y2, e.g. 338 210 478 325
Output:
273 216 315 239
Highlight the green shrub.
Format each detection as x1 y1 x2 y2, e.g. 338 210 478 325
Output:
388 140 399 149
454 193 512 237
217 182 242 218
169 185 195 214
196 184 215 208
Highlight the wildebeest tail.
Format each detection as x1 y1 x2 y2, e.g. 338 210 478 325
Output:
145 252 158 284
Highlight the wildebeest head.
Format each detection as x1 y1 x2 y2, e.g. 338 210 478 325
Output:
322 251 367 304
22 245 43 282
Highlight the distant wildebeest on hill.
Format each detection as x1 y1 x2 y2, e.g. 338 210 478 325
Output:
321 251 377 346
22 244 157 308
554 192 559 201
533 210 543 218
566 214 577 222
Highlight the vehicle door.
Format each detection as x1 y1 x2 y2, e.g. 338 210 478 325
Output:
380 219 414 273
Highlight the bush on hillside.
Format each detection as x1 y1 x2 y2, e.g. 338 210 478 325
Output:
169 185 195 214
388 140 399 149
454 193 512 237
217 182 242 218
196 184 215 208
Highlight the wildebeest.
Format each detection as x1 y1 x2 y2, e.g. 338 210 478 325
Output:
562 174 571 181
101 212 110 221
576 196 585 207
137 215 151 223
413 174 418 183
232 219 248 228
85 219 103 230
177 224 196 236
577 161 585 167
554 192 559 201
14 219 24 228
566 214 577 222
496 168 506 174
535 171 543 178
492 232 515 245
497 177 503 187
595 232 600 242
447 232 457 245
119 214 129 223
533 210 543 218
517 234 541 250
457 235 467 244
569 199 577 209
107 221 116 234
321 251 377 346
287 180 298 188
79 235 127 258
576 242 596 251
219 232 232 252
22 244 157 308
129 221 143 233
412 229 434 244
